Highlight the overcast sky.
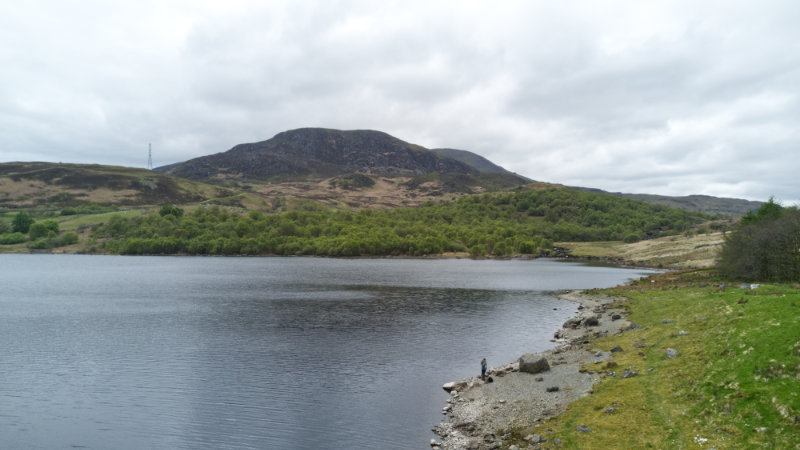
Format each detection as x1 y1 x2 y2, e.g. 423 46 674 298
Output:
2 1 798 203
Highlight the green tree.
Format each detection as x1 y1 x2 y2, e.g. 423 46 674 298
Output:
159 205 184 218
12 212 34 233
718 201 800 281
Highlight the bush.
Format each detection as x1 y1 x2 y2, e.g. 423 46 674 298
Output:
623 233 642 243
0 232 27 245
51 232 79 247
28 239 51 249
0 221 10 234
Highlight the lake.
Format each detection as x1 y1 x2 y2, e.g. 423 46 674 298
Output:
0 255 655 449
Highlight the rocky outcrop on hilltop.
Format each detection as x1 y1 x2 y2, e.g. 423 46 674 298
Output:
156 128 478 181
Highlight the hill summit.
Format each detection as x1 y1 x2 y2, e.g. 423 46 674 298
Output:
155 128 481 181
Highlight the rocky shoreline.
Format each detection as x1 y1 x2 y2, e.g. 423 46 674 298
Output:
432 290 635 449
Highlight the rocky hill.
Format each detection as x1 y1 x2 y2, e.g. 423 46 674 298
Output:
155 128 481 181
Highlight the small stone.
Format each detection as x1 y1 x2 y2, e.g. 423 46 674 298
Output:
529 434 544 443
629 322 640 330
576 424 592 433
509 446 520 450
666 348 679 358
499 399 506 404
584 316 600 327
605 407 614 414
611 314 622 321
662 319 672 323
547 386 560 392
754 427 767 433
678 330 689 336
535 376 544 382
610 345 623 353
622 369 638 378
554 437 563 445
430 438 439 447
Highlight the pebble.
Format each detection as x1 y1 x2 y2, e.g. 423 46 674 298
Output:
576 424 592 433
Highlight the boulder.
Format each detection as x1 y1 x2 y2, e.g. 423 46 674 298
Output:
519 354 551 374
584 316 600 327
443 380 468 393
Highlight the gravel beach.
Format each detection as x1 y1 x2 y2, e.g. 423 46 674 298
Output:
433 291 632 449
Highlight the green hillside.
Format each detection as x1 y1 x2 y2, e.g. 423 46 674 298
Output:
87 187 717 257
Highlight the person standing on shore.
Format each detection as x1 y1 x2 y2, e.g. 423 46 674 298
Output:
481 358 487 381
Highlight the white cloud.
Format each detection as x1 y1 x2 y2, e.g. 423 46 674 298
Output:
0 0 798 203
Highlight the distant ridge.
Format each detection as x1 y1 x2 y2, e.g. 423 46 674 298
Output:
573 187 762 215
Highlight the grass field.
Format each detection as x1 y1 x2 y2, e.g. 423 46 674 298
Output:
516 270 800 449
558 232 725 269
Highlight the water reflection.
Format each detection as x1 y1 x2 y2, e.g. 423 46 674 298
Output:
0 255 654 449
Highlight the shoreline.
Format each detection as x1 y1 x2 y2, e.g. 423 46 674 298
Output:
433 290 634 449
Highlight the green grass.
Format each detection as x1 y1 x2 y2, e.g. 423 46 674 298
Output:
58 209 144 231
522 271 800 449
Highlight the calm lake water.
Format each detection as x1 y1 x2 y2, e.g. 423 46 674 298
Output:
0 255 654 449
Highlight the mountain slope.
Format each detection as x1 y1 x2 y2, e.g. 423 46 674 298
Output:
431 148 516 175
0 162 218 208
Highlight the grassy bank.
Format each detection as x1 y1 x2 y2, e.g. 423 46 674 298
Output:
514 270 800 448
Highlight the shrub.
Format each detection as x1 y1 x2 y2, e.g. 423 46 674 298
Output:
0 232 27 245
623 233 642 243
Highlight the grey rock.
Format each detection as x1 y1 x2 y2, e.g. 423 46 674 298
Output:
678 330 689 336
554 438 563 445
611 314 622 321
629 322 640 330
605 407 615 414
519 354 551 374
576 424 592 433
546 386 560 392
622 369 638 378
528 434 544 443
584 316 599 327
666 348 679 358
662 318 672 323
610 345 623 353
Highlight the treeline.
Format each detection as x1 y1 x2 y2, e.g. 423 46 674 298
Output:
90 188 712 257
718 199 800 281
